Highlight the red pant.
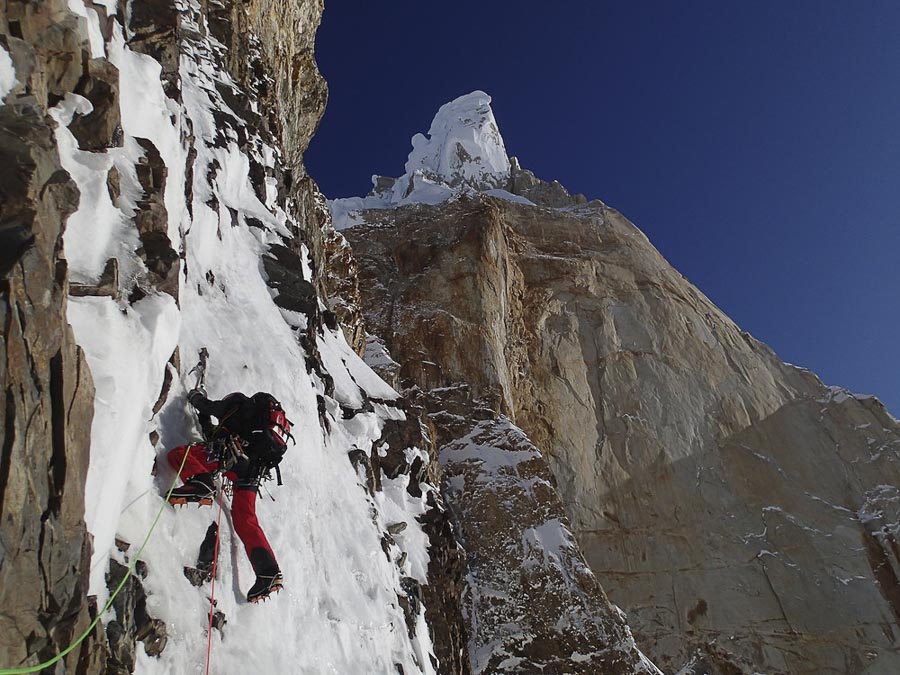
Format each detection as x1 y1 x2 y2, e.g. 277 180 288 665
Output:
168 444 278 574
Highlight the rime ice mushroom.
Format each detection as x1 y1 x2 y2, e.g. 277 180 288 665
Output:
404 90 510 189
329 90 534 230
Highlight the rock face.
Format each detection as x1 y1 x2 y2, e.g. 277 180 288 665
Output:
428 388 659 675
338 95 900 673
0 2 104 671
216 0 327 171
207 0 331 284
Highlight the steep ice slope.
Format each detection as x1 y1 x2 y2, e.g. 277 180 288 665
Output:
54 4 436 673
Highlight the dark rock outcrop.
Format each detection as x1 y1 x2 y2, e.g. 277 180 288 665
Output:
263 243 318 316
69 58 122 152
418 488 469 675
105 559 167 674
133 138 177 301
1 3 102 669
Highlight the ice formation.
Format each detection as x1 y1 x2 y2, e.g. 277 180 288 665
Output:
404 90 510 188
329 90 518 229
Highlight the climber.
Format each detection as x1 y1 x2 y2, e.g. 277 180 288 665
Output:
167 388 293 603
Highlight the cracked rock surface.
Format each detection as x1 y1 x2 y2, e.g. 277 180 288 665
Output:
345 193 900 674
1 1 103 670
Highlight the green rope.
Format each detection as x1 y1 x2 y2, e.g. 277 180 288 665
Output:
0 448 191 675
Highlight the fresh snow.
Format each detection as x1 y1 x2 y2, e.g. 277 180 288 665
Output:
55 5 437 673
51 93 139 285
521 518 577 571
68 293 180 596
483 188 535 206
0 44 16 99
109 30 188 245
67 0 106 58
364 334 400 372
818 384 878 405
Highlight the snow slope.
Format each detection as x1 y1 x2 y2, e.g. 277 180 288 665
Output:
56 3 436 673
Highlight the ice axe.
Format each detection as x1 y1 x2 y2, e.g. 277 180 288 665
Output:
182 347 225 591
190 347 210 392
187 348 241 467
187 348 214 440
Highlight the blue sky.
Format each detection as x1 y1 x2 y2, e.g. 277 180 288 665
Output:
306 1 900 414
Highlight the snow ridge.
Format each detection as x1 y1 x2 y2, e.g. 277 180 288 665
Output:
330 90 529 230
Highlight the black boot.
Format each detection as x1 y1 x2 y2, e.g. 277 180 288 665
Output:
183 522 219 586
247 547 283 603
247 571 284 603
168 472 216 506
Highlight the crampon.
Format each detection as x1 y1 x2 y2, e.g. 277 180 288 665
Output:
247 572 283 603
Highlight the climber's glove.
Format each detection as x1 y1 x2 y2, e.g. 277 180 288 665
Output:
188 387 207 408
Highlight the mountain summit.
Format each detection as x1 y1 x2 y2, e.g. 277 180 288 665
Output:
331 90 587 229
404 90 510 189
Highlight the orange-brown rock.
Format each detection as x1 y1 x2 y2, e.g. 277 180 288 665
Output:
344 193 900 673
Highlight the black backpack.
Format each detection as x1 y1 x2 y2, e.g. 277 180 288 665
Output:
248 392 294 485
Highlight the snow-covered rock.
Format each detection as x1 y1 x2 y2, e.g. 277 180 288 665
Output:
438 414 661 674
404 90 509 189
330 90 514 229
0 44 17 100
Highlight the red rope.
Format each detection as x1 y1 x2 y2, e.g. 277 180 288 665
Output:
204 488 225 675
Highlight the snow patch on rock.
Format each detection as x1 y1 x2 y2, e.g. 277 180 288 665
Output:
483 188 535 206
0 44 17 99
